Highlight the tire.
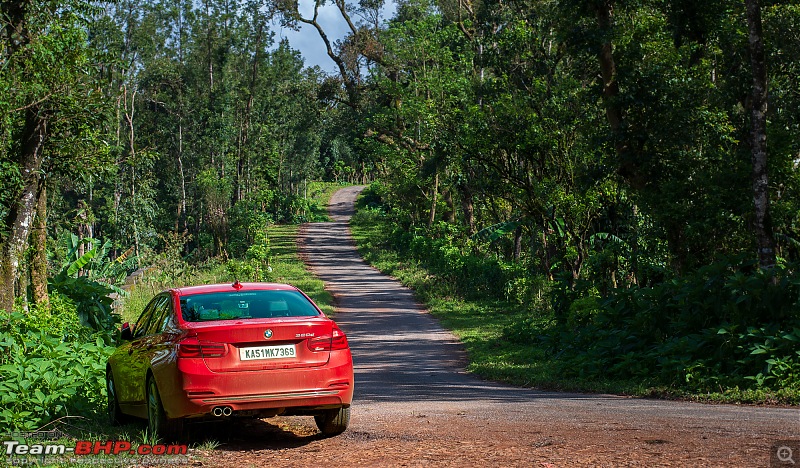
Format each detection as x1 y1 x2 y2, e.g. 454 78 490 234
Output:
314 406 350 436
146 376 183 441
106 370 128 425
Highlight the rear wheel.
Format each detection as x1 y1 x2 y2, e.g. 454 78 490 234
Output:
314 406 350 436
106 370 128 425
147 376 183 441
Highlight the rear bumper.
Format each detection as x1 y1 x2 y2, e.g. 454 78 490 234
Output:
163 350 354 418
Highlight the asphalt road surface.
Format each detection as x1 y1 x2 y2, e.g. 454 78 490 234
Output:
200 186 799 467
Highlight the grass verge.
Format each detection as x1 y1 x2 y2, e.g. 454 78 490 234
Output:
119 226 334 324
0 187 343 465
306 181 352 221
349 207 800 405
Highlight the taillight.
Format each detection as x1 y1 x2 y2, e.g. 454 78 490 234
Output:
307 325 349 352
331 326 349 350
178 338 228 358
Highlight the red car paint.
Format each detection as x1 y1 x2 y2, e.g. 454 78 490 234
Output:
107 282 354 437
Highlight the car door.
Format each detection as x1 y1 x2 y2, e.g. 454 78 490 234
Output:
116 295 170 405
148 296 186 415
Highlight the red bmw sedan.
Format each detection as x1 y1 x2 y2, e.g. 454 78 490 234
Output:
106 282 354 440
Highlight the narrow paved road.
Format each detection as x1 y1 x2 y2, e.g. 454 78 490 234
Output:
204 186 798 467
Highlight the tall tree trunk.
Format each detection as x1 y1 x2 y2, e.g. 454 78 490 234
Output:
176 121 187 235
629 204 639 285
594 1 643 190
596 2 622 132
513 224 523 261
236 23 263 204
460 185 475 235
31 183 49 305
442 189 455 223
745 0 776 269
428 169 439 227
0 109 46 312
541 229 554 281
458 165 476 235
206 1 214 91
124 88 140 258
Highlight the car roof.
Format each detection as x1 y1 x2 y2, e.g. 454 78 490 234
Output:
170 282 299 297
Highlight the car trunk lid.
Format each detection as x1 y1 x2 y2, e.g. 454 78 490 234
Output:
182 317 334 372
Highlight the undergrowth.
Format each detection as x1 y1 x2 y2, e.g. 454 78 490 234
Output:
350 184 800 404
1 183 340 439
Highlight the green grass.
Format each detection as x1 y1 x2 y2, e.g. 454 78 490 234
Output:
118 226 334 323
349 208 800 404
266 224 334 316
306 181 352 221
117 185 339 324
0 186 341 464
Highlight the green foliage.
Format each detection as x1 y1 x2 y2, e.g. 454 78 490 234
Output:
355 0 800 280
226 232 275 283
0 297 115 431
336 0 800 404
119 223 335 323
0 162 22 231
48 274 118 333
521 258 800 392
57 233 137 288
353 186 551 309
26 0 338 273
144 232 193 286
354 193 800 402
737 326 800 390
48 234 131 332
1 0 799 418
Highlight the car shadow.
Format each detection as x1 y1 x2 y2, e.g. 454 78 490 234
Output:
185 416 323 451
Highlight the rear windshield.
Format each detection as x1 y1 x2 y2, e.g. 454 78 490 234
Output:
180 290 321 322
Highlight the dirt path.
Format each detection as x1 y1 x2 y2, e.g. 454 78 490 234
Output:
199 186 798 467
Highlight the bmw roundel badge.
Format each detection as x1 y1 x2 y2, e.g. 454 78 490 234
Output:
264 329 273 339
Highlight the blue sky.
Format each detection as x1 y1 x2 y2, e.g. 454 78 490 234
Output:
272 0 397 74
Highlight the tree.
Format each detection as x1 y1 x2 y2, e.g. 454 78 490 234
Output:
272 0 386 108
0 0 108 311
745 0 776 269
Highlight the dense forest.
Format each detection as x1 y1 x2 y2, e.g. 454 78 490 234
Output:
1 0 799 430
0 0 368 315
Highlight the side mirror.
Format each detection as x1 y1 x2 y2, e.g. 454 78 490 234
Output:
120 322 133 341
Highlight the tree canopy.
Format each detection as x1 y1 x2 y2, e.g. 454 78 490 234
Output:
1 0 798 320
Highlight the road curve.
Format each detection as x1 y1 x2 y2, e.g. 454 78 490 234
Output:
205 186 799 467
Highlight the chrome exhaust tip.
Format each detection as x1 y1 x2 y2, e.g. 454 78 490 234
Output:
212 406 232 417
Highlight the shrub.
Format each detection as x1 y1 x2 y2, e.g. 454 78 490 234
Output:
0 295 115 431
529 258 800 391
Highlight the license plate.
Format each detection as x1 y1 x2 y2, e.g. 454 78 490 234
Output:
239 344 296 361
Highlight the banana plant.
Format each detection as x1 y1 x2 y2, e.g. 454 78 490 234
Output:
58 234 136 290
472 220 523 243
48 234 138 332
